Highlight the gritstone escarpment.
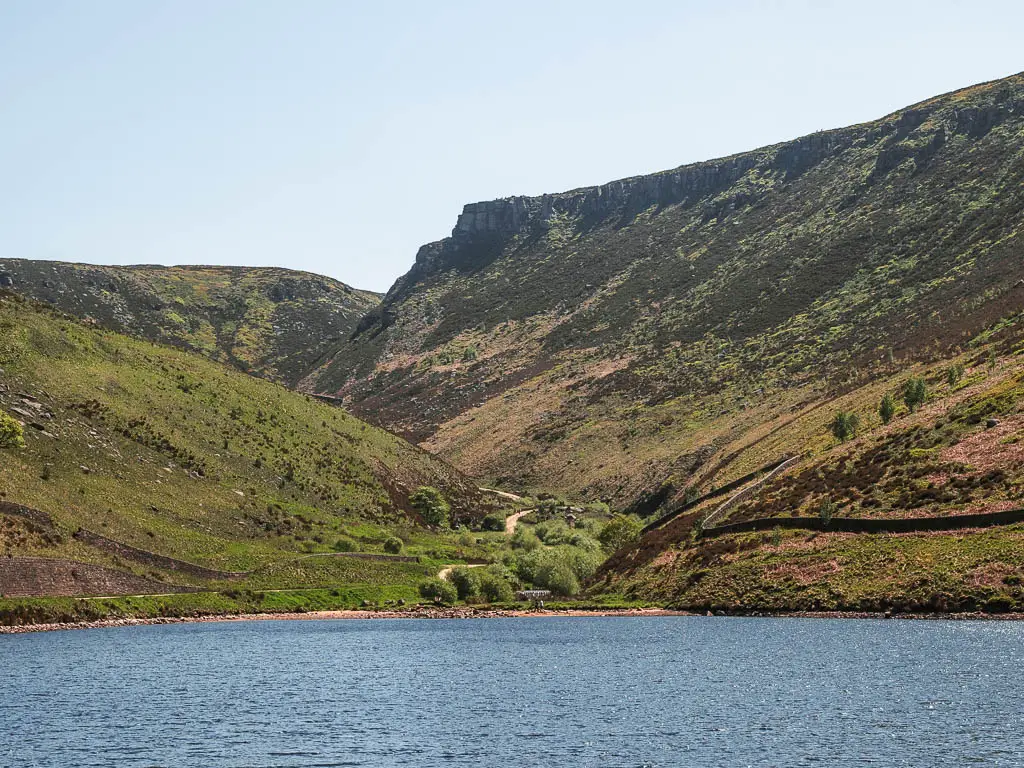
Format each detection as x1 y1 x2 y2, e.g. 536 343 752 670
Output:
305 72 1024 510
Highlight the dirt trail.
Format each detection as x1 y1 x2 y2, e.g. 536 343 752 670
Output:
505 509 531 534
479 487 524 502
437 563 485 581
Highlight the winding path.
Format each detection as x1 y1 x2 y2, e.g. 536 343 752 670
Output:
504 509 531 534
437 563 485 581
479 487 524 502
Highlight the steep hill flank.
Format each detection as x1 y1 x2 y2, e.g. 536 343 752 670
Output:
0 261 380 386
0 291 484 598
594 328 1024 614
306 72 1024 508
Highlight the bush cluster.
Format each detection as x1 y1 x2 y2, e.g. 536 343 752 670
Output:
410 486 450 529
0 413 25 449
508 546 603 597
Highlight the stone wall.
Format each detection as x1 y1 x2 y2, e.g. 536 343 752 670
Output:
0 557 192 598
701 508 1024 538
641 455 797 534
72 529 246 581
0 501 54 529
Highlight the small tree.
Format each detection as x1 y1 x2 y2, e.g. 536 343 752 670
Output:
0 413 25 449
410 486 450 529
448 567 481 600
541 562 580 597
879 394 896 425
946 363 964 388
598 514 643 553
481 512 505 532
819 496 836 527
477 571 514 603
830 411 860 442
903 377 927 412
418 578 457 604
510 526 542 551
383 536 404 555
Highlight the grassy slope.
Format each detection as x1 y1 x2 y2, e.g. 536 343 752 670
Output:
0 260 381 386
308 72 1024 512
0 292 495 604
593 318 1024 613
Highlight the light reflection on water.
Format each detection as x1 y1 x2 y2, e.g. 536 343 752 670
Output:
2 616 1023 767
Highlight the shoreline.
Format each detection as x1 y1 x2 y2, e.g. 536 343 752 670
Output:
4 605 1024 634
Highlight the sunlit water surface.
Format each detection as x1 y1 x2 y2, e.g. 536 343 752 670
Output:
3 616 1023 767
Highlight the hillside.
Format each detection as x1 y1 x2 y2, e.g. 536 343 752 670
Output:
0 290 493 617
305 72 1024 512
0 261 380 386
594 319 1024 614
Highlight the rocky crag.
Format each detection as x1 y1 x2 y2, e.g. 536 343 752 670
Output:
304 72 1024 510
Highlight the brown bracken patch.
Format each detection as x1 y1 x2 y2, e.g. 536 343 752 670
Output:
942 415 1024 472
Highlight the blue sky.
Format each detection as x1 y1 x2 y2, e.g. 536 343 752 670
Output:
2 1 1021 292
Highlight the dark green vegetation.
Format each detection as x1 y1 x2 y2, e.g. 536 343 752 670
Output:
0 261 380 386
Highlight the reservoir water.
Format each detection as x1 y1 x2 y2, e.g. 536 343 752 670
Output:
2 616 1023 767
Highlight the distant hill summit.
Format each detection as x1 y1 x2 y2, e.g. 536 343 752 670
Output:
303 72 1024 507
0 261 380 386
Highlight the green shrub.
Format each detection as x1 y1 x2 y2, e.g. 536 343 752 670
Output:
383 536 404 555
598 514 643 553
510 526 542 551
477 571 514 603
418 578 457 604
448 567 481 600
568 532 602 552
484 563 520 590
513 545 602 593
946 363 965 387
0 413 25 450
539 563 580 596
830 410 860 442
332 536 358 552
410 486 450 529
558 546 604 582
879 393 896 425
481 512 505 532
819 496 836 526
903 377 927 412
535 520 575 545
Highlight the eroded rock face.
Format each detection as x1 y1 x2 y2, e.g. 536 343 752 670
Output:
452 154 766 239
308 73 1024 507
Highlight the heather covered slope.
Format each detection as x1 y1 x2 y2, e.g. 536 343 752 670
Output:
0 291 485 602
593 325 1024 614
0 261 380 386
307 73 1024 509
